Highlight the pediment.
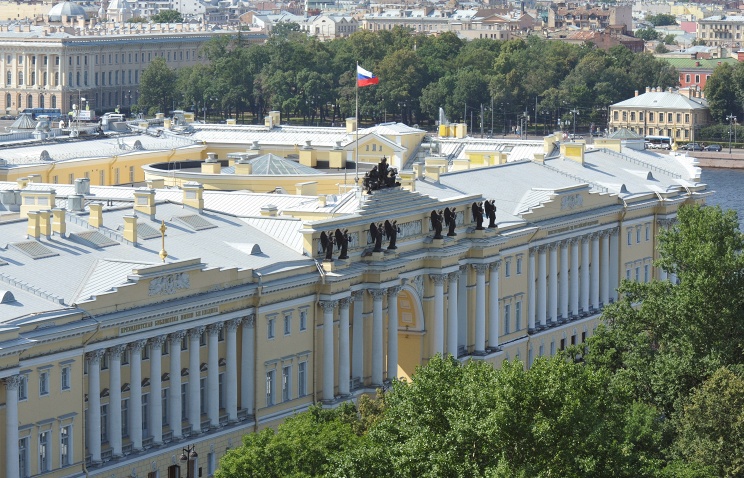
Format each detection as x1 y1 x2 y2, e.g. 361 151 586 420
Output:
516 185 618 221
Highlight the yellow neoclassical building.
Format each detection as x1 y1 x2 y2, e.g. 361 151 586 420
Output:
0 134 707 478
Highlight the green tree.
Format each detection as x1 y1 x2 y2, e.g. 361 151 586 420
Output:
646 14 678 26
151 9 183 23
672 367 744 477
705 63 738 122
635 28 661 41
270 22 301 38
663 34 677 45
655 43 669 54
126 16 147 23
138 57 176 114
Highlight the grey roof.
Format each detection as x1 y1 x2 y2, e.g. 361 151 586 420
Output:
436 138 546 163
608 128 642 139
48 1 89 21
611 91 708 110
701 15 744 22
245 153 323 175
10 114 36 130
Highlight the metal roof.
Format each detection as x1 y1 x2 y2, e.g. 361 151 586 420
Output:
611 91 709 110
246 153 323 175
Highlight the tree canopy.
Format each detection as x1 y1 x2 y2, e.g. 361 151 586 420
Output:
646 14 678 26
151 9 183 23
138 57 176 114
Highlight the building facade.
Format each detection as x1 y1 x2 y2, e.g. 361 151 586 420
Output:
697 15 744 48
0 133 706 478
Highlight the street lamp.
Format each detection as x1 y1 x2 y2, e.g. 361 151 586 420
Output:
727 114 737 153
180 445 198 478
570 108 580 138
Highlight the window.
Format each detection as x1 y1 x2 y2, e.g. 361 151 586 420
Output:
299 310 307 331
200 331 206 346
636 228 641 244
667 113 673 122
142 344 150 360
142 393 149 437
122 399 129 437
627 229 632 246
685 74 691 83
645 224 650 241
19 436 29 478
61 366 71 390
181 383 188 421
162 339 169 355
613 111 618 121
266 370 275 406
39 370 49 396
626 269 631 280
550 340 556 356
695 74 700 83
284 314 291 335
516 256 523 274
504 303 511 334
504 260 511 277
630 112 635 121
5 71 13 85
685 113 690 123
219 373 225 409
101 353 109 370
539 343 544 357
218 326 224 341
18 375 27 400
101 404 108 443
60 425 71 467
635 267 640 282
182 335 188 350
18 71 23 85
649 112 654 122
639 112 644 121
200 378 207 414
298 361 307 397
268 318 275 339
114 168 120 184
99 170 104 186
676 113 681 123
208 452 216 476
129 166 134 183
39 430 50 472
515 301 522 331
644 264 650 283
282 366 291 402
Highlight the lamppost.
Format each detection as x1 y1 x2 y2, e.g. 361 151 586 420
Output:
501 102 508 136
180 445 198 478
570 108 580 138
727 114 737 153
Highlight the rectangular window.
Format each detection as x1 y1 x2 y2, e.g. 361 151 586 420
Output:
129 166 134 183
142 345 149 360
200 331 206 346
550 341 556 356
200 378 207 414
676 113 682 123
122 399 129 437
39 370 49 396
667 113 673 122
516 256 523 274
505 260 511 277
268 318 275 339
114 168 120 184
539 344 544 357
515 301 522 331
181 383 188 421
649 112 654 122
284 314 291 335
626 269 631 280
645 224 650 241
162 388 168 426
142 393 149 437
208 452 216 476
60 425 71 467
219 373 225 409
162 340 169 355
695 74 700 83
636 228 641 244
282 365 291 402
18 375 27 400
39 430 50 472
266 370 275 406
181 335 188 350
101 404 108 443
19 436 29 478
635 267 640 282
685 74 691 83
627 229 632 245
298 361 307 397
644 264 650 283
685 113 690 123
300 310 307 331
61 366 71 390
504 303 511 334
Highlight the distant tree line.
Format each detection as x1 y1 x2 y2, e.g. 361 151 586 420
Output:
216 204 744 478
138 27 679 132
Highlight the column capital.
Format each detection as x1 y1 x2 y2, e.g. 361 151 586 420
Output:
318 299 339 311
490 260 501 271
448 270 460 282
225 318 242 332
108 344 127 359
149 335 167 349
4 374 22 390
207 322 223 336
169 330 187 343
188 326 206 339
429 273 447 285
568 236 580 245
129 339 148 353
548 242 560 250
338 296 352 310
387 285 402 297
471 263 488 275
351 290 365 301
529 247 536 256
590 231 601 240
86 349 106 363
368 289 386 300
243 314 255 328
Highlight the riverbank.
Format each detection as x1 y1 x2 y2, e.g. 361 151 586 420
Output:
686 151 744 168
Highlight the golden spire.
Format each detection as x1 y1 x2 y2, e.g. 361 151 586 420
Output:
158 220 168 263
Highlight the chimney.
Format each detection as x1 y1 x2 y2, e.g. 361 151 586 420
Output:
202 153 221 174
317 195 327 207
20 189 56 218
646 86 650 93
28 174 42 183
67 195 84 212
88 203 103 228
39 210 51 239
560 142 585 165
260 204 278 216
634 90 639 97
74 177 90 195
16 177 29 189
182 182 204 212
346 117 357 133
413 162 424 179
133 189 156 219
235 158 253 175
27 211 41 239
123 214 138 244
52 208 66 236
533 153 545 164
146 178 165 189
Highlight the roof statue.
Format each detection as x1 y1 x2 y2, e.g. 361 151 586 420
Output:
362 156 400 194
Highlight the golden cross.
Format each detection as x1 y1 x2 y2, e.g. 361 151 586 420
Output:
159 220 168 263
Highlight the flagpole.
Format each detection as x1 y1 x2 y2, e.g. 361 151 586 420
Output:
355 61 359 185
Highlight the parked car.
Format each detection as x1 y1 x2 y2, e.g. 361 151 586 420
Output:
0 114 15 120
685 143 704 151
568 133 584 140
704 144 722 152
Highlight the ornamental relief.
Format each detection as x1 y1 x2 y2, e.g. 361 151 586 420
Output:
148 272 190 296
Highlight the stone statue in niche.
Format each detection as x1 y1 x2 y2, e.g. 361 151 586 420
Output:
430 209 444 239
484 199 497 228
444 207 457 236
472 202 485 230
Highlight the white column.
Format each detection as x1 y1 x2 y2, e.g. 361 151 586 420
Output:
581 236 590 313
4 375 21 478
548 244 558 324
457 266 468 348
537 246 547 328
207 323 222 428
351 291 364 382
168 332 185 439
528 249 536 331
447 271 459 356
570 239 580 318
241 316 255 415
149 336 165 445
87 350 104 462
225 319 240 422
560 241 569 320
387 287 401 381
108 345 125 457
591 232 600 310
129 340 145 451
609 228 619 302
473 264 488 353
369 289 385 386
320 300 337 401
430 274 446 355
488 261 500 350
601 231 610 306
188 327 204 433
338 297 351 394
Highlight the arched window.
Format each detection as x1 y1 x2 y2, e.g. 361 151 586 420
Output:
5 93 10 109
39 95 44 108
26 95 32 108
51 95 56 108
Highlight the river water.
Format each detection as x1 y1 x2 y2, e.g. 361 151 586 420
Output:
701 168 744 225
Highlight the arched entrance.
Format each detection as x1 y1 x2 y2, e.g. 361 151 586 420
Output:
395 286 424 381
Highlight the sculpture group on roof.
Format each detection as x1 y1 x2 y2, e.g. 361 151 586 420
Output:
320 228 351 262
362 156 400 194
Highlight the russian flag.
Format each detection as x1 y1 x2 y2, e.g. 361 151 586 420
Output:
357 65 379 87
